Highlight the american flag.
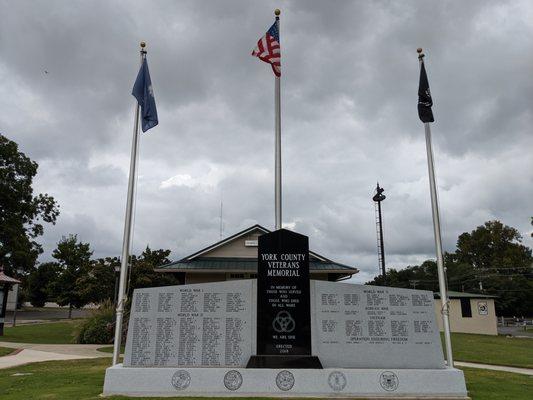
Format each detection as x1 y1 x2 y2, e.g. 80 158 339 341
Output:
252 20 281 77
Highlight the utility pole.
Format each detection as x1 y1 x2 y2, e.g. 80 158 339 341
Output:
373 183 387 283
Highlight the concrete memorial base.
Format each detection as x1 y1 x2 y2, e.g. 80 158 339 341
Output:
106 279 468 398
103 364 468 398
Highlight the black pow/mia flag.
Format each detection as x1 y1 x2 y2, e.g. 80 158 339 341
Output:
418 61 434 123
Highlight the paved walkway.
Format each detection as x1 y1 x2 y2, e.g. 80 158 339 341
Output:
0 341 111 369
455 361 533 376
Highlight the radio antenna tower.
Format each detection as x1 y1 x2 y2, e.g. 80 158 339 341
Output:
372 183 386 283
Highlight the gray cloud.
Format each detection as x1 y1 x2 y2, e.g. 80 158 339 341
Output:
1 0 532 283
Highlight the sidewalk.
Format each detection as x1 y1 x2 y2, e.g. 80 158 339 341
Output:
455 361 533 376
0 341 110 369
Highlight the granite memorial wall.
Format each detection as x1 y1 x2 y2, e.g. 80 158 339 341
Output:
124 280 254 368
123 280 444 369
311 280 445 369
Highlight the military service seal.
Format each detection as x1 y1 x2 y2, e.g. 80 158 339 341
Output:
276 370 295 391
171 370 191 390
328 371 347 392
224 370 243 391
379 371 399 391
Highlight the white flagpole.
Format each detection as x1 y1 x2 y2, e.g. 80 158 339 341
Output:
274 9 282 230
418 48 454 369
112 41 146 366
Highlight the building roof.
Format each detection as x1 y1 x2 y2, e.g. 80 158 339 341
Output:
156 224 358 276
434 291 497 299
181 224 331 262
0 267 21 284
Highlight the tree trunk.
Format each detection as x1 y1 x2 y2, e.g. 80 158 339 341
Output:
68 303 73 319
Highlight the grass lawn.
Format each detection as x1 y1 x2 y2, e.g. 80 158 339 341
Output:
0 346 15 357
442 333 533 369
462 367 532 400
0 358 530 400
0 321 79 344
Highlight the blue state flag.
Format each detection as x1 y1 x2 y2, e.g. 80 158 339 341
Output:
132 58 158 132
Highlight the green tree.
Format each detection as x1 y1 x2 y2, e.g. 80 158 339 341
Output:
452 220 532 316
454 220 532 271
25 262 60 307
75 248 178 310
369 260 440 291
49 234 93 318
367 220 533 316
0 134 60 275
127 247 179 296
78 257 120 305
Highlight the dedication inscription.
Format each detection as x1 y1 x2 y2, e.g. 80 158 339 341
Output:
124 280 253 368
248 229 322 368
312 280 445 369
256 229 312 356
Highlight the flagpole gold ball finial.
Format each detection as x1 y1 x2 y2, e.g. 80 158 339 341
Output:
417 47 425 59
275 9 280 16
140 41 146 48
417 48 423 53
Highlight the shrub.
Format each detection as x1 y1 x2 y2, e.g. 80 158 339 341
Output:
75 301 115 344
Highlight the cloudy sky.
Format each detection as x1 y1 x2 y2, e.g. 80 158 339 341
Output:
1 0 532 283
